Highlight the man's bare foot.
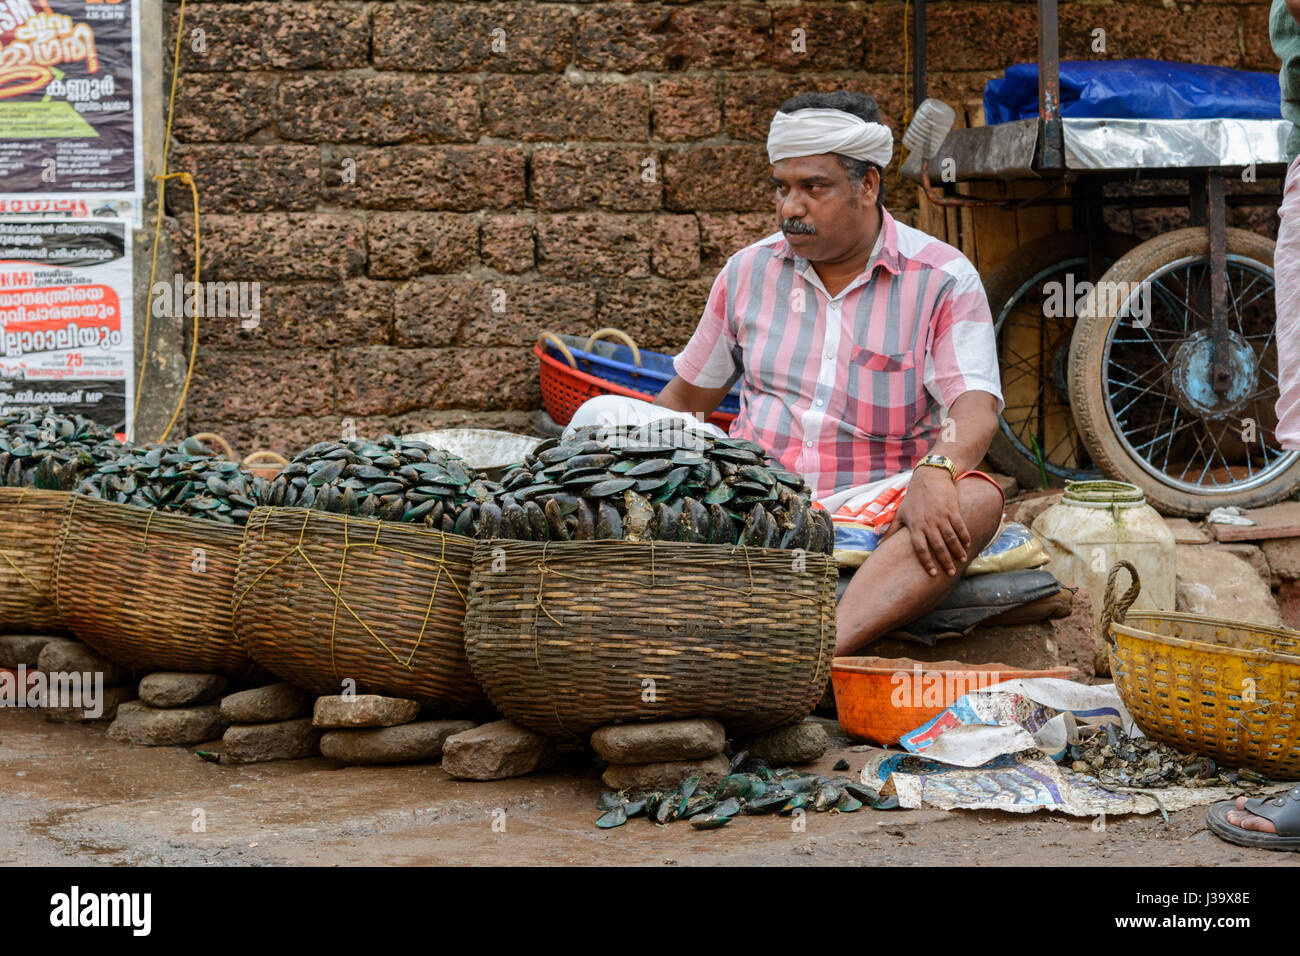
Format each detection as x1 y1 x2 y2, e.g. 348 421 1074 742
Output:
1226 794 1278 833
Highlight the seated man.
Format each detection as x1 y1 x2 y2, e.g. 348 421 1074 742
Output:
653 90 1006 657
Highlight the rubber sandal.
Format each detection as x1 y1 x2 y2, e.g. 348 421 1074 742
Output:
1206 785 1300 851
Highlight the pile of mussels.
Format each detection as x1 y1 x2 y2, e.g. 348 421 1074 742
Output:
262 436 500 532
0 408 127 490
595 752 896 830
491 421 833 551
75 436 269 525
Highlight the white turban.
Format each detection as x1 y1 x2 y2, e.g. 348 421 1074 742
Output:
766 108 894 168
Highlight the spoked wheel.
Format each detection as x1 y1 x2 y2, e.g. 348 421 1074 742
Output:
1068 227 1300 516
983 231 1137 490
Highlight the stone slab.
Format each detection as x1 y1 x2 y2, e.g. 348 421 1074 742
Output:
320 720 476 765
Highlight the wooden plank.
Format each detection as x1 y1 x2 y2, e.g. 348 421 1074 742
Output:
1207 502 1300 542
968 180 1020 275
1016 178 1067 246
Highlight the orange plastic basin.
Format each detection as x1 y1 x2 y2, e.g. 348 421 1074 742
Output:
831 656 1080 746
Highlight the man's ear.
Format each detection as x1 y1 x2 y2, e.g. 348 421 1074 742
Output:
865 166 880 206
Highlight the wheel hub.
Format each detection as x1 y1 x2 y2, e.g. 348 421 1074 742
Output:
1169 329 1257 420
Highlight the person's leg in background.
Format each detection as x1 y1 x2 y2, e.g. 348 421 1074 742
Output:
1274 154 1300 451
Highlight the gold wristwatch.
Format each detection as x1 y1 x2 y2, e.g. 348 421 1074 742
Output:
916 453 957 480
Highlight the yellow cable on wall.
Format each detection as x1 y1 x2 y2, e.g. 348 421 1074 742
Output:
135 0 201 445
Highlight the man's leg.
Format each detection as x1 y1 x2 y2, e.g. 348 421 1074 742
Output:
835 475 1004 656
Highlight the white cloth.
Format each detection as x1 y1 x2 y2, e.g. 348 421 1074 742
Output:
767 108 894 167
562 395 729 441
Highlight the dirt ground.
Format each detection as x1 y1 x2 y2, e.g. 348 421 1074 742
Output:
1 708 1294 867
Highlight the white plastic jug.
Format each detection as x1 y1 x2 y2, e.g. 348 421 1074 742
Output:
1031 481 1176 633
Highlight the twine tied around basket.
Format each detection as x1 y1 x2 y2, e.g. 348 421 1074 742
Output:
528 539 764 643
0 487 47 596
233 509 467 677
522 541 835 732
1101 559 1141 645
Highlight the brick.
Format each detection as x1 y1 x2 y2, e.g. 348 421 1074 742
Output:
482 214 535 274
196 280 393 350
1278 580 1300 631
373 3 573 72
651 76 719 142
482 76 648 142
366 213 481 278
1261 538 1300 583
324 146 526 211
666 4 770 69
596 277 713 350
651 214 700 278
664 145 771 211
722 74 869 141
174 213 366 281
173 72 277 142
536 213 654 278
532 147 661 212
278 74 479 144
1058 6 1240 68
1243 5 1281 71
166 145 319 213
190 349 335 422
174 2 369 71
575 5 673 71
920 5 1040 72
697 211 777 264
770 4 865 72
395 277 597 348
336 346 539 414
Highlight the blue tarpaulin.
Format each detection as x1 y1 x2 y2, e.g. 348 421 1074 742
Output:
983 59 1282 125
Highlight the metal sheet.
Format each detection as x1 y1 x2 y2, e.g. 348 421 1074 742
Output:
899 118 1041 182
1063 118 1293 170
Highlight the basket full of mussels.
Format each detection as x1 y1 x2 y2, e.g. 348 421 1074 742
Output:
0 408 129 633
461 421 839 740
52 437 270 676
231 436 499 712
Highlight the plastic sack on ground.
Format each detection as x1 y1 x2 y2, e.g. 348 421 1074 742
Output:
834 520 1047 576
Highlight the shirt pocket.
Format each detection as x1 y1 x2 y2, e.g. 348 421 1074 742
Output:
845 345 925 432
849 345 916 373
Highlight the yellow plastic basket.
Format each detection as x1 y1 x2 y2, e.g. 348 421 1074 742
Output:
1103 560 1300 779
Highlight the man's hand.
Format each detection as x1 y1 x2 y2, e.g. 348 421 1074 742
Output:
882 466 971 576
655 375 734 417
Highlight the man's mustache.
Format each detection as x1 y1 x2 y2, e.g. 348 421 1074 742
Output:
781 218 816 235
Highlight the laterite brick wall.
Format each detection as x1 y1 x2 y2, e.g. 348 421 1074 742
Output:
166 0 1282 454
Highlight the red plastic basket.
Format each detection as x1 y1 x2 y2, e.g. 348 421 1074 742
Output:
534 340 737 430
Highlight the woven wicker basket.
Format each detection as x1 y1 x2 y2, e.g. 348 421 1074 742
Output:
233 507 485 713
0 488 71 633
52 494 254 676
463 539 837 740
1104 560 1300 778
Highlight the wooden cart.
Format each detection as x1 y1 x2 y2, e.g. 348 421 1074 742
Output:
904 0 1299 516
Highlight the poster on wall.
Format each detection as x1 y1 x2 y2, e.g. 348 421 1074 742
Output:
0 218 133 435
0 0 144 226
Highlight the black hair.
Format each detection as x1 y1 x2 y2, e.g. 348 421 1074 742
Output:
777 90 887 211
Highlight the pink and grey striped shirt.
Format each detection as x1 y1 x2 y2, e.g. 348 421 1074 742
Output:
674 206 1003 501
